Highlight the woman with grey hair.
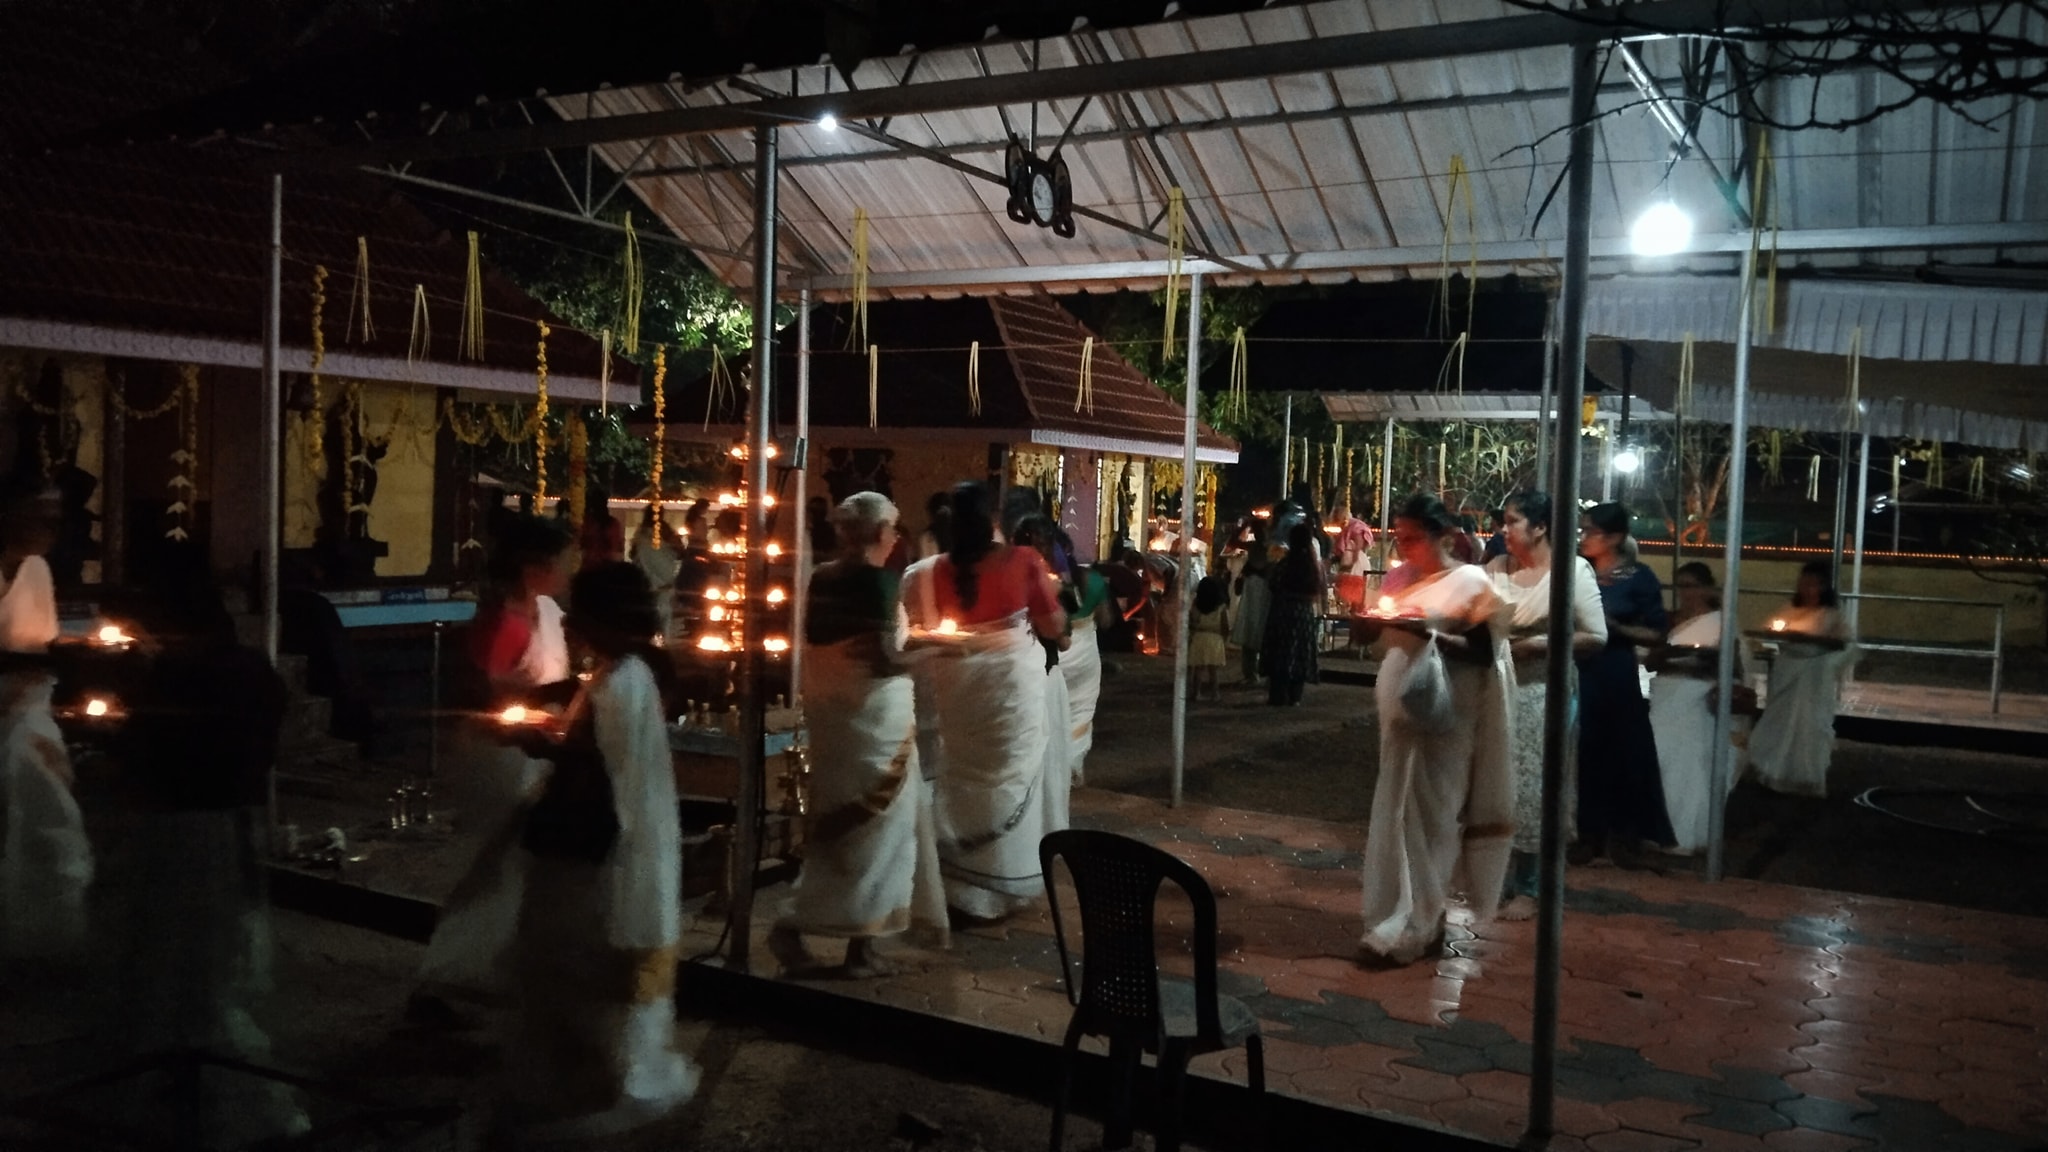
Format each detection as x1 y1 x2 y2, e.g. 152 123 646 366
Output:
770 492 938 975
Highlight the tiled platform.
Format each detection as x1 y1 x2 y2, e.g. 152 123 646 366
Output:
701 789 2048 1151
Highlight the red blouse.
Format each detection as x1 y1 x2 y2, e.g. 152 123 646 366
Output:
930 546 1063 626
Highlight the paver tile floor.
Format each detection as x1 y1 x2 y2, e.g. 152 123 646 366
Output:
701 788 2048 1151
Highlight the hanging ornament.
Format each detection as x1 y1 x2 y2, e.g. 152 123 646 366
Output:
165 364 200 541
1764 429 1784 486
648 345 667 510
1438 154 1479 341
599 329 612 416
1581 397 1599 429
567 412 589 536
346 237 375 344
868 343 880 430
342 381 368 516
1227 327 1248 423
1969 455 1986 500
1075 336 1095 414
704 346 735 430
408 285 431 363
620 213 644 355
308 265 329 488
851 207 871 350
1750 131 1779 335
534 320 551 502
1162 187 1186 362
1677 332 1696 418
967 340 982 417
1928 440 1944 489
1807 452 1822 502
1846 325 1862 431
459 232 486 361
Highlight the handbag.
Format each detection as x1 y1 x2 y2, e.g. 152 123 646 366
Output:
1397 632 1458 733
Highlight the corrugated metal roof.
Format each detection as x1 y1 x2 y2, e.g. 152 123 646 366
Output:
557 0 2048 299
1321 392 1669 423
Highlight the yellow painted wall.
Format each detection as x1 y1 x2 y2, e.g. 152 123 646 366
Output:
281 379 439 577
1649 552 2045 648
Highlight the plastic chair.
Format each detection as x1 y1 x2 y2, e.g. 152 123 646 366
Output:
1040 828 1265 1152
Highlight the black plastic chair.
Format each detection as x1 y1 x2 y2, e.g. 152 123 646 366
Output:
1040 828 1265 1152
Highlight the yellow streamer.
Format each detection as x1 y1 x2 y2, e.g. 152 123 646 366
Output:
346 237 375 344
408 284 431 363
534 321 551 502
967 340 982 417
868 343 880 429
599 329 612 416
1969 455 1986 500
1439 155 1479 342
1807 452 1822 502
649 345 667 510
705 347 733 430
1162 188 1186 362
1766 429 1784 486
1227 327 1248 423
459 232 486 361
1750 133 1779 335
1847 326 1862 431
621 213 644 355
1076 336 1095 414
567 412 588 535
851 208 871 350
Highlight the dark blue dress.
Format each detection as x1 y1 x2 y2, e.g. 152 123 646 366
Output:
1575 562 1678 850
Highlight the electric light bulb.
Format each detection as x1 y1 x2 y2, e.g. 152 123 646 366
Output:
1630 201 1693 257
1613 448 1642 475
818 113 839 132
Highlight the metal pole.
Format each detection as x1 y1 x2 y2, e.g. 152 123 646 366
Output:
1671 403 1685 586
1379 418 1396 543
1281 396 1293 501
1599 422 1615 501
1171 272 1202 807
1830 430 1851 588
731 124 778 972
430 622 443 782
1527 38 1597 1149
1708 241 1761 885
1891 453 1902 552
1850 429 1871 646
1536 292 1556 489
1991 606 2005 715
262 174 283 664
791 288 812 697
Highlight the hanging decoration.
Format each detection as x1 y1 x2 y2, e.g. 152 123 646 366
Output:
346 237 375 344
1892 453 1902 503
534 320 551 502
705 346 735 430
851 208 872 351
967 340 982 417
1928 440 1944 489
1343 448 1356 511
1750 132 1780 334
599 329 612 416
868 343 881 430
620 213 644 355
408 285 432 363
567 412 589 535
165 364 200 541
1161 187 1186 361
1807 452 1822 502
440 397 493 446
307 265 329 487
1438 154 1479 395
1764 429 1785 486
459 232 486 361
342 381 368 517
1677 332 1696 418
1075 336 1095 414
12 363 75 483
1312 441 1326 510
1846 325 1863 430
1226 327 1248 424
648 345 667 510
1968 455 1986 500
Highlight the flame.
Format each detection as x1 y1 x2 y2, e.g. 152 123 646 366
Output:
96 624 131 645
499 704 529 724
1377 596 1397 615
937 618 958 634
764 636 790 653
84 698 110 718
766 588 787 604
724 589 742 602
703 587 723 601
765 542 783 558
729 445 745 459
697 635 732 652
1770 618 1787 632
709 605 727 622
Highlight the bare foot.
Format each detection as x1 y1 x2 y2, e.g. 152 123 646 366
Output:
767 925 817 972
843 939 899 978
1498 895 1538 921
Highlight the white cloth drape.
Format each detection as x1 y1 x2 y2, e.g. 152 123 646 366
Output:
1649 611 1746 853
925 613 1050 920
1750 607 1851 799
1360 565 1513 965
1060 620 1102 786
1040 663 1072 836
1487 555 1605 855
0 555 90 959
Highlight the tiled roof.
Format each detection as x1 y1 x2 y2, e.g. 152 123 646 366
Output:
660 294 1234 458
0 6 614 383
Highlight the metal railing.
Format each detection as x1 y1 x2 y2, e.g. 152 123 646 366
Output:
1734 588 2007 714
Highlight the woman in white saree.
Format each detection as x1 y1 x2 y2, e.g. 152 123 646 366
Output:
0 487 90 961
1647 562 1746 853
770 494 936 975
1483 490 1606 920
917 484 1067 922
501 563 694 1139
1354 494 1514 966
1749 561 1852 798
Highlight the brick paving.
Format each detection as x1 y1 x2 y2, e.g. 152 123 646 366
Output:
707 788 2048 1151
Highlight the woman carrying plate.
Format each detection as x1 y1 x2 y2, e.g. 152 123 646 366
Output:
1748 561 1852 798
1645 562 1748 853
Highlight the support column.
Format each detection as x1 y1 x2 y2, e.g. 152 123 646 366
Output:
262 174 283 664
102 367 126 587
1708 243 1761 884
1850 429 1872 649
1170 272 1202 808
1536 294 1556 494
1379 419 1396 544
732 125 778 972
792 288 812 697
1527 38 1598 1148
1280 396 1293 501
1830 429 1852 587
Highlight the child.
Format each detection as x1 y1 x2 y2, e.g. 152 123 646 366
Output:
1189 574 1231 702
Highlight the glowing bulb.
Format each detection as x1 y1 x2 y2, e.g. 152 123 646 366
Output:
729 445 746 459
1390 558 1405 569
1630 201 1693 257
766 444 780 458
762 494 777 508
1613 448 1641 475
937 618 958 634
767 587 787 604
84 698 110 718
818 112 839 132
764 636 790 653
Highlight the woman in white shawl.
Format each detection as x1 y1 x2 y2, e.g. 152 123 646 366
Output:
1484 490 1606 920
770 493 935 975
1646 562 1745 852
914 483 1067 922
1010 515 1077 836
1749 561 1852 798
412 515 571 1022
502 562 694 1139
1354 493 1513 966
0 486 90 961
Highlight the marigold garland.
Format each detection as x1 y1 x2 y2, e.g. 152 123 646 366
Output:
648 345 667 511
566 412 588 535
441 397 493 446
307 265 329 487
533 320 551 502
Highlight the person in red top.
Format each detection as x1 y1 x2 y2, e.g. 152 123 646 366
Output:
912 483 1066 922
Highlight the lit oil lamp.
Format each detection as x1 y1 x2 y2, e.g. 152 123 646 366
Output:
83 697 113 719
1377 595 1398 615
497 703 550 727
937 618 958 634
697 635 733 653
709 605 728 622
764 636 790 653
94 623 136 648
724 589 742 603
765 542 783 557
766 587 787 604
1770 618 1787 632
